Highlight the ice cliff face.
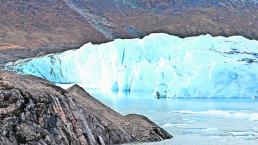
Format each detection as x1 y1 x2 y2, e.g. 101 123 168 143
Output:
5 33 258 98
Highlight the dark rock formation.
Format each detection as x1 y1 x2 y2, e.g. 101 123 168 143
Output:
0 71 172 145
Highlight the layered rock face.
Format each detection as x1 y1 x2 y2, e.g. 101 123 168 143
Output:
0 71 171 145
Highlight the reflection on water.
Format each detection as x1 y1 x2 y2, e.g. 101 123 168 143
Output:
86 89 258 112
86 90 258 145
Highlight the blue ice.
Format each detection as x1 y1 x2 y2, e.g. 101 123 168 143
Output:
5 33 258 98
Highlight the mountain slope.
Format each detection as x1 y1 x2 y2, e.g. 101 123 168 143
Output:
0 0 258 65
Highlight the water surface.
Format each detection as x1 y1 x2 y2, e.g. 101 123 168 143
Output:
86 90 258 145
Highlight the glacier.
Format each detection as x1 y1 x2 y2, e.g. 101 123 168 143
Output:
5 33 258 98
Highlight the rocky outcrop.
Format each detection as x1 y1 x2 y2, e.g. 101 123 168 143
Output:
0 71 172 145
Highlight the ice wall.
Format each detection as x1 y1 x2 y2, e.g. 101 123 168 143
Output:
5 33 258 98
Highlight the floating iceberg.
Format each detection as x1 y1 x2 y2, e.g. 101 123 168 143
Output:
5 33 258 98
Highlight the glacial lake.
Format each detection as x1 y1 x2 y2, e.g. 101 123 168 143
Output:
5 31 258 145
85 89 258 145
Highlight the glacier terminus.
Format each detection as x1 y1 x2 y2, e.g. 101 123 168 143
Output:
5 33 258 98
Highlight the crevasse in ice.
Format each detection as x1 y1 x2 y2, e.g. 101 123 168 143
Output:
5 33 258 98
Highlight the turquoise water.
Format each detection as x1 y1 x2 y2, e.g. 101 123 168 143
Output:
86 90 258 145
86 90 258 112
